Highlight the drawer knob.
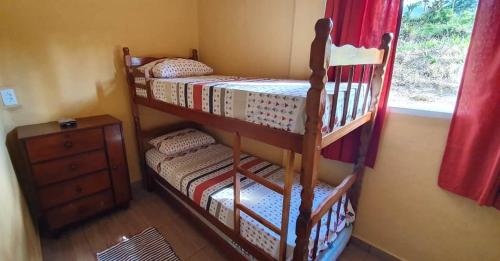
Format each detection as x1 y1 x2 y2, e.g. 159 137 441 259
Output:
69 164 78 170
111 164 118 170
75 186 83 193
64 141 73 148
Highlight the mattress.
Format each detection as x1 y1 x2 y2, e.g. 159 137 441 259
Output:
136 75 370 134
146 143 355 259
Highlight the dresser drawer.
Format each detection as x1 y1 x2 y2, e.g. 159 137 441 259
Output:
39 170 111 210
45 190 114 230
25 128 104 163
32 150 108 187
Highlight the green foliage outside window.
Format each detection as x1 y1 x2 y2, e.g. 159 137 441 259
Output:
401 0 476 44
390 0 478 110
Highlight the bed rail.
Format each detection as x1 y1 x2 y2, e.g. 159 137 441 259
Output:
310 174 356 260
233 132 296 261
310 174 356 226
321 112 372 148
233 133 356 260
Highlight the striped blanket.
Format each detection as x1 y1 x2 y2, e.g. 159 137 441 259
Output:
146 143 355 259
135 75 370 134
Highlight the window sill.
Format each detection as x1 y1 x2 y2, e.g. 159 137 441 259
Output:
388 105 453 119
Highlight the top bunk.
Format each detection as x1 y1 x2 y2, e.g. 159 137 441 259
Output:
123 19 392 154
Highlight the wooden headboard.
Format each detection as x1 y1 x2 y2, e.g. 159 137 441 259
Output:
122 47 198 68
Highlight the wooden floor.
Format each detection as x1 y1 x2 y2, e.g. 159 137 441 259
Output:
42 183 385 261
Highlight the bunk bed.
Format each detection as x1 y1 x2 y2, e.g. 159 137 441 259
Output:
123 18 392 261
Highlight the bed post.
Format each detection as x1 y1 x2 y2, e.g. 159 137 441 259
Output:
190 49 199 61
293 18 332 261
122 47 152 191
350 33 393 211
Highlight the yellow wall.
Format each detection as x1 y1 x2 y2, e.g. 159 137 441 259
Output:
197 0 295 78
0 113 42 260
197 0 325 79
0 0 199 182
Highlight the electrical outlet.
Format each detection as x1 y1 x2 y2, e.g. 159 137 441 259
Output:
0 88 19 107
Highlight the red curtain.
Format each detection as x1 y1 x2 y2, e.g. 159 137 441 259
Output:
438 0 500 209
321 0 402 167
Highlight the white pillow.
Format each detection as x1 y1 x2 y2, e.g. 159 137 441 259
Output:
148 128 215 156
152 58 213 78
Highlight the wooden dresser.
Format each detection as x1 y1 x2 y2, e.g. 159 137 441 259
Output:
7 115 131 234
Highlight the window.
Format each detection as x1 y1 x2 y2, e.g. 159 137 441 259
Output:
389 0 479 112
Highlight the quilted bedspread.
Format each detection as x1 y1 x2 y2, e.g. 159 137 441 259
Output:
146 143 355 259
135 75 370 134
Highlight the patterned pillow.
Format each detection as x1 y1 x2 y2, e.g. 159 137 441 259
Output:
152 58 213 78
148 128 216 156
136 58 167 77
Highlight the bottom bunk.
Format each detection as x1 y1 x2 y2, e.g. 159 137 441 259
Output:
145 140 355 260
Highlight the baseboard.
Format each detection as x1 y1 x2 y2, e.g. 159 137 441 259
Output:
350 236 402 261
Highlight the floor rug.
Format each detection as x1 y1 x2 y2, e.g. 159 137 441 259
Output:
96 227 180 261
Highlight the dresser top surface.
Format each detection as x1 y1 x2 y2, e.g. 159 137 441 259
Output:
17 115 121 140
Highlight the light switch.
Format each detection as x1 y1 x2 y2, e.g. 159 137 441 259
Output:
0 88 19 107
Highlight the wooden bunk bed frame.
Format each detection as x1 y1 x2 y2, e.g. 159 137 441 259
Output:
123 18 392 261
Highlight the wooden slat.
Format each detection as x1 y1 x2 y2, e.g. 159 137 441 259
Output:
328 66 342 130
330 44 385 66
324 207 333 242
332 196 343 236
279 150 295 261
361 65 375 114
321 112 372 148
233 133 242 235
134 99 304 153
312 220 322 260
236 203 281 235
236 166 284 194
351 87 361 121
146 80 153 103
341 65 355 126
351 65 366 120
134 96 149 104
310 174 356 225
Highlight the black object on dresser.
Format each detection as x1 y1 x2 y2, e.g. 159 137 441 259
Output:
7 115 132 235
